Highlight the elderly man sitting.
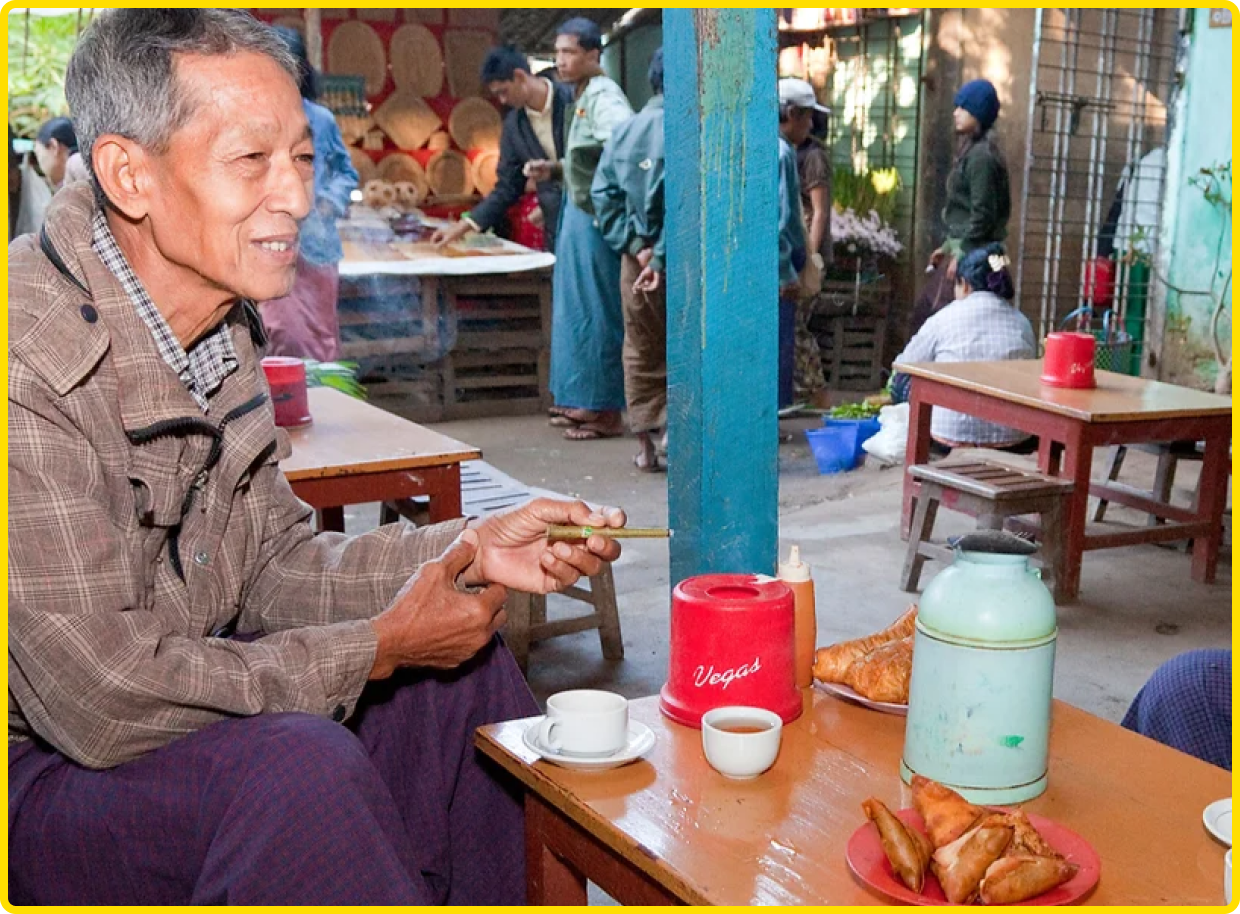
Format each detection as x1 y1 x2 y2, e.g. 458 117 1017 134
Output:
8 10 625 905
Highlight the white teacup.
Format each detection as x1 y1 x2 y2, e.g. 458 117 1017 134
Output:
1225 849 1232 906
538 690 629 758
701 706 783 780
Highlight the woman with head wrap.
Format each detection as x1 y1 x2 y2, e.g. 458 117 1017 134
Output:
911 79 1012 338
893 243 1035 454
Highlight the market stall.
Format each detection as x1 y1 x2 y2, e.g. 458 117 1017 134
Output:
250 7 556 421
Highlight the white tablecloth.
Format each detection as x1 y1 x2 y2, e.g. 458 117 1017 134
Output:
339 251 555 278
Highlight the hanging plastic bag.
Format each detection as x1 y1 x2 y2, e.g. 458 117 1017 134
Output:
861 403 909 466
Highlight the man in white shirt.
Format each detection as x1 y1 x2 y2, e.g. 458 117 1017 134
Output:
432 47 572 251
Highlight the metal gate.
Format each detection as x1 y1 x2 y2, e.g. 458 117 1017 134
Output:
1015 8 1183 372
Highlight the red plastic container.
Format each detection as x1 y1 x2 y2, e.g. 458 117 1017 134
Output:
1041 332 1097 389
261 357 313 428
660 574 802 728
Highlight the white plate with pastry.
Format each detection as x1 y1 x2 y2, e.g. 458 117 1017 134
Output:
815 679 908 716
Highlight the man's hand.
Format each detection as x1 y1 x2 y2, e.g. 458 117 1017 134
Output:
463 498 625 594
369 529 507 677
523 159 554 183
633 266 661 294
431 220 473 247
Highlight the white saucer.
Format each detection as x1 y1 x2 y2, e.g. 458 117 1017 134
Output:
1204 797 1232 847
522 718 656 771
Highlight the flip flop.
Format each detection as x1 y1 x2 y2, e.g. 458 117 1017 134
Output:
563 423 624 441
633 450 663 473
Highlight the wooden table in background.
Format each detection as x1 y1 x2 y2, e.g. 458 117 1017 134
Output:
281 387 480 531
899 360 1232 599
476 691 1229 905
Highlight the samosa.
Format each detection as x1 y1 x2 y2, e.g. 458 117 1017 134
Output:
978 853 1080 905
862 797 933 892
910 774 985 848
931 819 1014 905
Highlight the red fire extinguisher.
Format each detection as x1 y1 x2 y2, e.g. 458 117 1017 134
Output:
1082 256 1116 308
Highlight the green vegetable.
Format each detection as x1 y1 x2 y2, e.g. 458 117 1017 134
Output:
304 360 367 400
829 402 880 419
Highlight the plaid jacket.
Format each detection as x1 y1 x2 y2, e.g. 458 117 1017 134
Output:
8 184 464 769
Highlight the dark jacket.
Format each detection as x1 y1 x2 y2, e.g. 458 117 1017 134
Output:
590 96 665 271
469 80 573 252
941 134 1011 256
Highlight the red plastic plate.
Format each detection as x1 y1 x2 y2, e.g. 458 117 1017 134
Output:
846 807 1101 905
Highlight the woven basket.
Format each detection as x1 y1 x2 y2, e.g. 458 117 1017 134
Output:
471 149 500 196
390 24 444 97
403 8 443 24
376 153 431 202
443 30 493 99
448 97 502 151
348 147 377 186
374 88 442 151
327 21 387 98
427 149 476 197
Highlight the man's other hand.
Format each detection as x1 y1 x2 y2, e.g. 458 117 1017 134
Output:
633 266 661 294
523 159 554 183
369 529 507 677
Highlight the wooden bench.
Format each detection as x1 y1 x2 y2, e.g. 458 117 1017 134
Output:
901 459 1075 602
380 460 623 673
1093 441 1203 527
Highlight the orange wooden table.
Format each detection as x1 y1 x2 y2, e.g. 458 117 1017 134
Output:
899 360 1231 599
281 387 480 531
477 691 1230 906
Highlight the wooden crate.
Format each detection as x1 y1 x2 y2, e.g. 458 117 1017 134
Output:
815 314 888 390
440 272 551 419
810 279 891 391
336 269 552 422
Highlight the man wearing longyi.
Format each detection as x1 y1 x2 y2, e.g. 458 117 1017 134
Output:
7 9 624 905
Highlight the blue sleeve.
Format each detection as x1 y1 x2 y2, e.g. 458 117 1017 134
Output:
314 108 358 217
590 135 631 256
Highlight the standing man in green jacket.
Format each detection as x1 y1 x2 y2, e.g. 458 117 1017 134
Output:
527 18 634 441
912 78 1012 337
592 48 666 472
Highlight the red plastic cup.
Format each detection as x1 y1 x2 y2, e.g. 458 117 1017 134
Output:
261 357 313 428
1041 332 1096 389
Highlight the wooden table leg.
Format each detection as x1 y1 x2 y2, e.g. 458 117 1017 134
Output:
317 506 346 533
901 382 934 539
525 795 588 905
1057 425 1091 600
1191 430 1231 583
1037 437 1063 477
425 464 464 524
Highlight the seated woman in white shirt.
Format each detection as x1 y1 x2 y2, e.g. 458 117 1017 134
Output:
892 243 1037 455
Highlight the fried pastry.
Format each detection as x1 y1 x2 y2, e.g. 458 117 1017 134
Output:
931 821 1014 905
977 853 1079 904
813 605 917 683
910 774 985 849
843 636 913 703
862 797 933 893
987 809 1062 859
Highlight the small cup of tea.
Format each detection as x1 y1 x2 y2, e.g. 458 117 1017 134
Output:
701 705 783 780
538 689 629 758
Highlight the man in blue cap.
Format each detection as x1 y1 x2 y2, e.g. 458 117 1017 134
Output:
913 78 1012 337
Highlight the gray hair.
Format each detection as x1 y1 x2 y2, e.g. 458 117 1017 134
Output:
65 9 297 182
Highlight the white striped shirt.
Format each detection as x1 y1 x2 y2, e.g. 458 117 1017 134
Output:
894 290 1036 446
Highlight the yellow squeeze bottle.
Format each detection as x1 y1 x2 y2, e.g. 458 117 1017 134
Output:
778 545 817 689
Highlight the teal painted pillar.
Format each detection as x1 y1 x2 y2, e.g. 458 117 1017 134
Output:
665 9 779 584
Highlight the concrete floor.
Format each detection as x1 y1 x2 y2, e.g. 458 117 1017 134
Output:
352 405 1231 725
